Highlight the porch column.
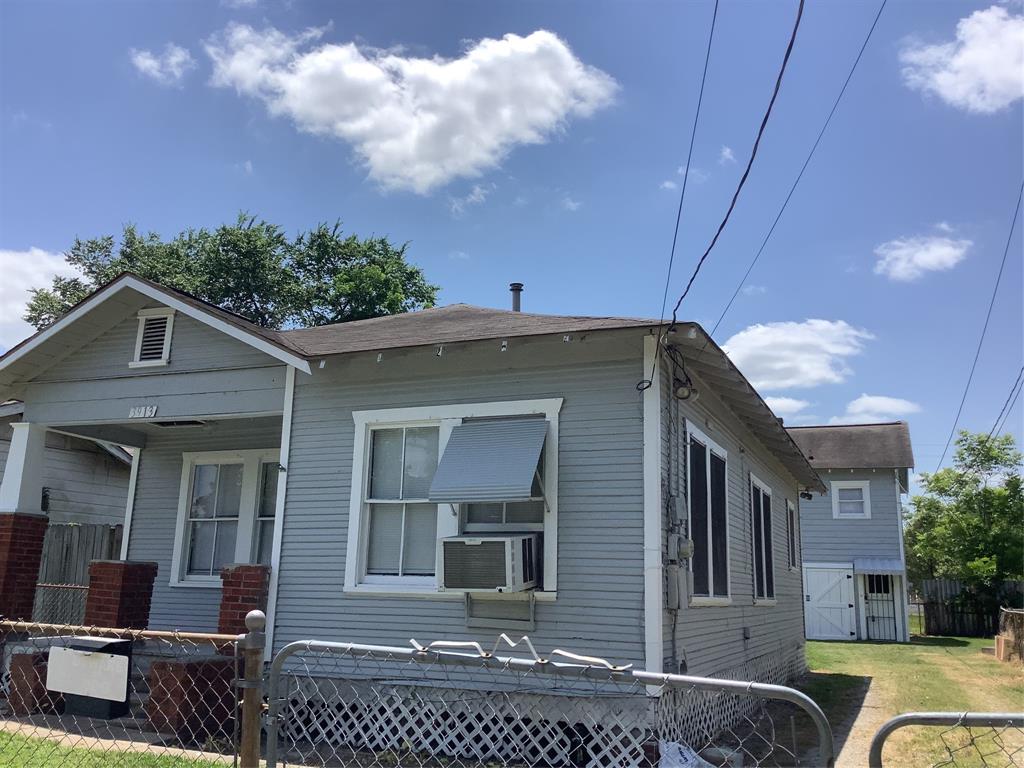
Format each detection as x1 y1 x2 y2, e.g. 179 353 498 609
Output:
83 560 158 629
0 422 46 515
0 513 48 620
218 564 270 636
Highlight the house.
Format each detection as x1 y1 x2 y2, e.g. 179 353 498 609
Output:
0 273 825 690
787 421 914 643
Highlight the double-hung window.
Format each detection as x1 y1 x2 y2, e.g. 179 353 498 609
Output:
686 422 729 603
172 449 279 585
363 426 440 582
831 480 871 519
750 475 775 602
786 499 799 570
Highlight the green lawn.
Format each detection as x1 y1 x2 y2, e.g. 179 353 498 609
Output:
0 732 227 767
803 633 1024 766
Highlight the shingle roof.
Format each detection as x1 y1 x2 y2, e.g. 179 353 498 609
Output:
275 304 658 356
786 421 915 470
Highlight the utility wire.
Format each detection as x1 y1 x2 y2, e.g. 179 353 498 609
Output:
667 0 806 326
989 366 1024 440
707 0 887 339
656 0 720 328
934 181 1024 474
995 380 1023 438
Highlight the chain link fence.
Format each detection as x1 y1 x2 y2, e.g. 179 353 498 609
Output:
265 636 833 768
0 618 242 766
869 713 1024 768
30 583 89 625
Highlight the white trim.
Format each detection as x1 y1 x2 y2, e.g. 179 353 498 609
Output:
895 468 911 642
685 418 731 604
804 561 855 569
345 398 563 596
753 599 777 607
831 479 872 519
0 275 311 376
749 473 775 602
641 336 663 677
856 574 868 640
263 365 295 655
0 422 47 514
169 448 279 587
119 448 141 559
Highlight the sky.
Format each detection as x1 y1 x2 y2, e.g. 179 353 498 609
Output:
0 0 1021 487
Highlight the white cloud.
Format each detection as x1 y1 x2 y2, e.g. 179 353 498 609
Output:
764 396 811 418
900 5 1024 113
660 180 678 191
0 248 77 350
677 164 709 183
130 43 197 86
448 250 470 260
935 220 954 233
873 234 971 281
449 183 494 216
222 0 258 7
719 145 735 164
829 393 921 425
560 194 582 212
722 319 874 390
205 25 617 193
741 284 767 296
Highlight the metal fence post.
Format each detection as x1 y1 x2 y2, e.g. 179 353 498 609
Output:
238 609 266 768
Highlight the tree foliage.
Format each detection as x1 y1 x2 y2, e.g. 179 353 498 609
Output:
25 214 438 330
904 431 1024 593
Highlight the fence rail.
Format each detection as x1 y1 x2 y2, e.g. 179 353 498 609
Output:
266 636 833 768
868 712 1024 768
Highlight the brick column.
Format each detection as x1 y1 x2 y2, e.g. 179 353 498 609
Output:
83 560 158 629
218 564 270 636
0 513 48 620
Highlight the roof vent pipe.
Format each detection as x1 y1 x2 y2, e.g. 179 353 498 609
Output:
509 282 523 312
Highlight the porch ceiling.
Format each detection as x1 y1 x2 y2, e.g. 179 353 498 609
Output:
51 414 283 448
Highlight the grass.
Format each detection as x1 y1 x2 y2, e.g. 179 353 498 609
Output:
803 633 1024 767
0 732 226 767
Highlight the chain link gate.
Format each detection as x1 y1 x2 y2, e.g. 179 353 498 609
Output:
869 712 1024 768
264 635 834 768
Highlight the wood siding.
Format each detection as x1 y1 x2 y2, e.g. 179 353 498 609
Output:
800 468 903 562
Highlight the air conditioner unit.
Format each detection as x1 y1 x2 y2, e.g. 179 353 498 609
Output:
440 534 540 593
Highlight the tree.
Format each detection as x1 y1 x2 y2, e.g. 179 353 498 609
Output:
904 431 1024 600
25 214 438 330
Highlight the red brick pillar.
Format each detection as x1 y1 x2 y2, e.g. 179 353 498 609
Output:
218 564 270 636
83 560 158 629
0 513 48 620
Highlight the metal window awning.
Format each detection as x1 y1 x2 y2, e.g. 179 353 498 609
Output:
428 418 548 503
853 558 905 575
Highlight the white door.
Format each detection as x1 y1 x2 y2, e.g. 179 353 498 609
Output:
804 566 857 640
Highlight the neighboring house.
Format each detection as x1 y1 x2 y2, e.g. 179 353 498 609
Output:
0 273 825 688
0 401 131 526
787 422 914 643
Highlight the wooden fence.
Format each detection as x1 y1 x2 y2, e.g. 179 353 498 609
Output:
910 578 1024 638
30 521 122 623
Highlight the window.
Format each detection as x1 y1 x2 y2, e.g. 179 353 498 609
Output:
345 399 562 595
786 499 799 570
750 475 774 601
867 574 891 594
130 308 174 368
171 449 279 585
831 480 871 519
686 422 729 603
364 426 440 580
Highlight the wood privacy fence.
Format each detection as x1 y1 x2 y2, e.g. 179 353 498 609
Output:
910 578 1024 638
30 522 122 624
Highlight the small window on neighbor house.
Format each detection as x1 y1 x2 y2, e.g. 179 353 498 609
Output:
831 480 871 519
787 500 799 569
130 308 175 367
751 475 775 601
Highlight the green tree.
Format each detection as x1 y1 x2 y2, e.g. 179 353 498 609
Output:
905 431 1024 599
25 214 438 330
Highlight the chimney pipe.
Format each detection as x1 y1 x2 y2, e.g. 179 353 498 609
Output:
509 282 523 312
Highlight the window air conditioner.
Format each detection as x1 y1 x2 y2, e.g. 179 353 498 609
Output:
440 534 540 593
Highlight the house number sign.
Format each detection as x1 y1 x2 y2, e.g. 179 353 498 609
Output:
128 405 158 419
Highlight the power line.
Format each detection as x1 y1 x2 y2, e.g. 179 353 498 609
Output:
934 181 1024 473
994 375 1024 439
989 366 1024 440
667 0 806 325
708 0 887 339
656 0 720 329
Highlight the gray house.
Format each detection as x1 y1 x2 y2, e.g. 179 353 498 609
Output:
0 273 824 692
787 422 914 643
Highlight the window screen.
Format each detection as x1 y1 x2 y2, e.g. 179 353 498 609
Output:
689 438 709 597
688 431 729 599
787 501 798 568
751 479 775 600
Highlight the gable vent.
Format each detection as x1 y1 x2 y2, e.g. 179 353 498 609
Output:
138 316 169 361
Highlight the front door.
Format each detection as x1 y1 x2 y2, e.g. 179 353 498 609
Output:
864 574 898 641
804 566 856 640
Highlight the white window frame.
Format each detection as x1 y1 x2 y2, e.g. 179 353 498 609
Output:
786 499 799 571
129 307 175 368
750 473 776 606
346 398 562 598
831 479 872 520
170 448 280 587
685 421 731 607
